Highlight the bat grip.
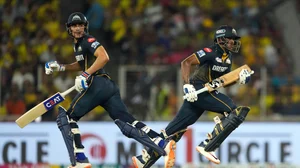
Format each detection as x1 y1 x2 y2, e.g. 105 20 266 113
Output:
183 87 209 100
61 86 76 97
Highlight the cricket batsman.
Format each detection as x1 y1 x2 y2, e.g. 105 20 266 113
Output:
132 25 254 167
45 12 175 168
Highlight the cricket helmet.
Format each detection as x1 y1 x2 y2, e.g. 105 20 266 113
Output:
214 25 241 53
66 12 89 36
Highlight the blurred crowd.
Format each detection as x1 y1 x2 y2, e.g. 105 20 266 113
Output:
1 0 299 122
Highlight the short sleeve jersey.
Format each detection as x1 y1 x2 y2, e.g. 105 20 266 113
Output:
73 34 106 75
190 45 232 83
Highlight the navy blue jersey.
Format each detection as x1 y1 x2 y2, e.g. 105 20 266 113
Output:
73 34 106 75
190 45 232 83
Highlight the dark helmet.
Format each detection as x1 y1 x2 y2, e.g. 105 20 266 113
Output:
66 12 89 36
214 25 241 53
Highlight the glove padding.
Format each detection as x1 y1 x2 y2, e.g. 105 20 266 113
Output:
183 84 198 102
239 69 254 84
75 72 90 92
45 61 65 75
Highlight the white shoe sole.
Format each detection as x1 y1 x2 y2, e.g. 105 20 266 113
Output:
196 146 220 164
164 140 176 168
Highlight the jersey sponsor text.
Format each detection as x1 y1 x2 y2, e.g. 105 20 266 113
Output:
212 65 228 72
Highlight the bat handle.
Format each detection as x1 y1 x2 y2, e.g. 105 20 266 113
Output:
183 87 209 100
61 86 76 97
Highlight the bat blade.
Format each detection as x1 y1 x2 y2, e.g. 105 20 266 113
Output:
205 64 252 92
16 92 64 128
15 103 48 128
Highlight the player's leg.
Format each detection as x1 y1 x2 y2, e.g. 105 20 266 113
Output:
203 106 250 151
102 90 169 156
59 105 92 168
57 76 112 167
195 90 250 164
133 101 202 168
100 77 172 156
56 106 76 167
133 129 187 168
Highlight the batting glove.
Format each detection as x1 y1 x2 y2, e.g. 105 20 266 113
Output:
75 71 90 92
183 84 198 102
239 69 254 84
45 61 65 75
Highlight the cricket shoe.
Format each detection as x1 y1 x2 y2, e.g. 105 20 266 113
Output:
68 158 92 168
163 139 176 168
132 139 176 168
196 140 220 164
132 149 149 168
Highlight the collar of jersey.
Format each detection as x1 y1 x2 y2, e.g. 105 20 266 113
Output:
214 44 230 55
74 34 86 43
214 44 230 62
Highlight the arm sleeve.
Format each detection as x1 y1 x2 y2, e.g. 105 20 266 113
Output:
194 49 214 66
84 36 102 55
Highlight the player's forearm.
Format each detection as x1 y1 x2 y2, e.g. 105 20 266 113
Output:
181 54 200 84
181 61 191 84
64 62 81 71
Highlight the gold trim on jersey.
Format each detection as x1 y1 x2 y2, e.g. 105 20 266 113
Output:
194 54 200 64
85 55 88 70
208 65 212 82
221 53 228 63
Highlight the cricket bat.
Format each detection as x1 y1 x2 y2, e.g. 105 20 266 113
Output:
16 86 76 128
183 64 253 99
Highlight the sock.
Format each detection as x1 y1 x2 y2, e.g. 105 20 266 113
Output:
76 153 86 160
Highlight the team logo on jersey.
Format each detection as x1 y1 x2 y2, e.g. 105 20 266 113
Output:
88 38 96 43
76 54 84 61
74 46 82 52
204 48 212 52
215 57 222 63
91 41 100 49
196 50 206 57
212 65 228 72
226 59 231 64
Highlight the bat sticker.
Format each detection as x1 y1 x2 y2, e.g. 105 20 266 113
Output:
43 93 64 111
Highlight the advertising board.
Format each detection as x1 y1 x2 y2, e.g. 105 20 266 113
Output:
0 122 299 166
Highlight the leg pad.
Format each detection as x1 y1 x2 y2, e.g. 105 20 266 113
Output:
56 106 76 166
114 119 166 156
204 106 250 152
